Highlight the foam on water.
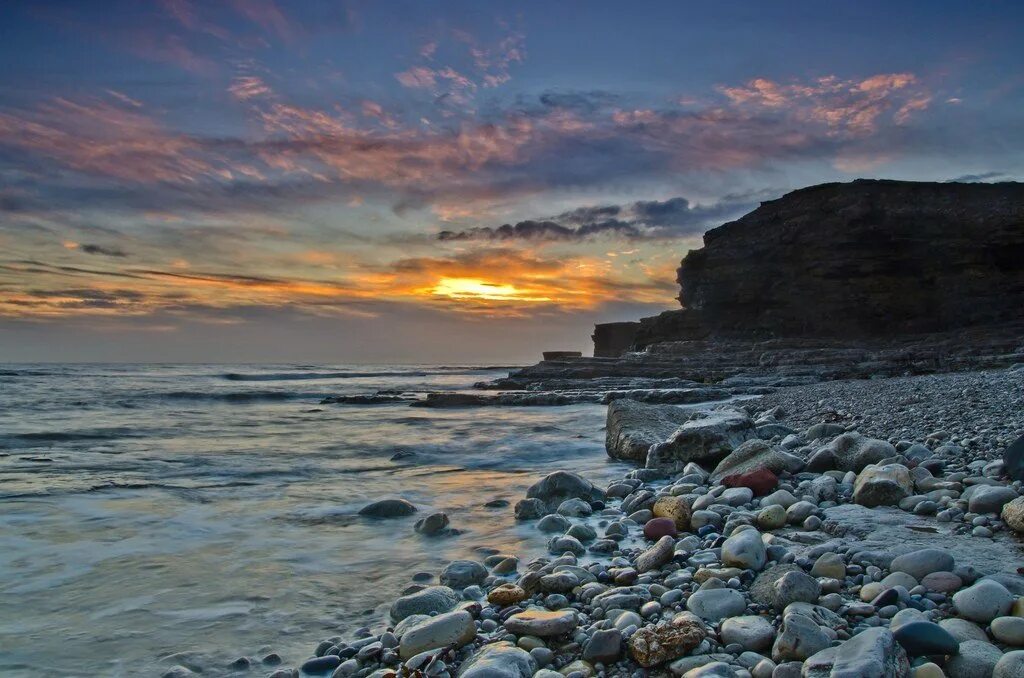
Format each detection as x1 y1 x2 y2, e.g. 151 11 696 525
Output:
0 363 632 677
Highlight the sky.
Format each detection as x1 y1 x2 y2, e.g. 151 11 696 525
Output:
0 1 1022 363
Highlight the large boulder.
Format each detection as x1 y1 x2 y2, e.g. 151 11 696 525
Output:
605 399 694 462
1005 434 1024 482
525 471 605 510
710 438 804 483
1002 496 1024 533
820 433 897 473
853 464 912 507
646 407 756 472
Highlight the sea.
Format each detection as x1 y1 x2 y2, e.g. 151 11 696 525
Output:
0 364 635 677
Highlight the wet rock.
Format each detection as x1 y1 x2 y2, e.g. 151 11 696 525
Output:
771 613 830 662
709 439 802 483
537 514 572 532
719 615 775 653
803 627 909 678
440 560 487 589
526 471 604 510
720 468 779 496
414 512 450 536
627 614 705 668
582 628 623 664
652 495 692 530
892 620 959 657
514 498 547 521
300 655 342 674
686 588 747 621
504 609 577 637
721 528 767 571
644 517 679 540
398 610 476 658
390 586 460 622
636 535 676 573
646 407 756 472
853 464 912 507
606 399 694 462
358 498 418 517
459 641 537 678
487 584 527 607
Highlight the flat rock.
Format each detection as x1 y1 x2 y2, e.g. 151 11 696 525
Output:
504 609 577 637
719 615 775 652
398 610 476 658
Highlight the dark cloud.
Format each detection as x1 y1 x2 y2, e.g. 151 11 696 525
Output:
80 244 128 257
436 189 780 242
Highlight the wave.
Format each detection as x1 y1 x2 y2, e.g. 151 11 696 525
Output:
159 390 321 402
220 366 520 382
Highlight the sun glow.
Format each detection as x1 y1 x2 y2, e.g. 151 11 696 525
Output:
430 277 551 302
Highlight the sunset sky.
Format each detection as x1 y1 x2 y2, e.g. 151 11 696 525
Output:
1 1 1022 362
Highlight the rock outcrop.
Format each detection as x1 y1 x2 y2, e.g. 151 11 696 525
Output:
652 179 1024 344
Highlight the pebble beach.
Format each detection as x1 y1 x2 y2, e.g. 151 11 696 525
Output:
217 366 1024 678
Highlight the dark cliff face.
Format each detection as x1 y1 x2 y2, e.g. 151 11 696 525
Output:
671 179 1024 340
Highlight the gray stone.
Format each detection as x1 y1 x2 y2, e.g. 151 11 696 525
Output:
537 514 571 532
458 641 536 678
646 406 756 472
771 613 829 662
636 535 675 573
952 579 1013 623
514 498 547 520
582 628 623 664
991 616 1024 646
526 471 604 510
504 609 577 637
390 586 460 622
359 498 417 517
890 549 955 581
938 618 988 643
802 627 909 678
414 512 450 535
945 640 1002 678
820 432 897 473
605 399 695 462
719 615 775 652
686 588 747 621
770 571 821 611
398 611 476 658
853 464 912 507
995 651 1024 678
967 485 1018 514
440 560 487 589
709 439 803 483
721 528 767 571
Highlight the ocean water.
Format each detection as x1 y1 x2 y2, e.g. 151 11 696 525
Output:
0 364 634 677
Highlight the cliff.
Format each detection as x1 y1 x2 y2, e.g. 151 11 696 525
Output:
637 179 1024 346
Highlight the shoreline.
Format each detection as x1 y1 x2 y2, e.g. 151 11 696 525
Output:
209 367 1024 678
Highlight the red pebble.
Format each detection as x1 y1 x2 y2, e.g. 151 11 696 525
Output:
721 468 778 496
643 517 678 540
